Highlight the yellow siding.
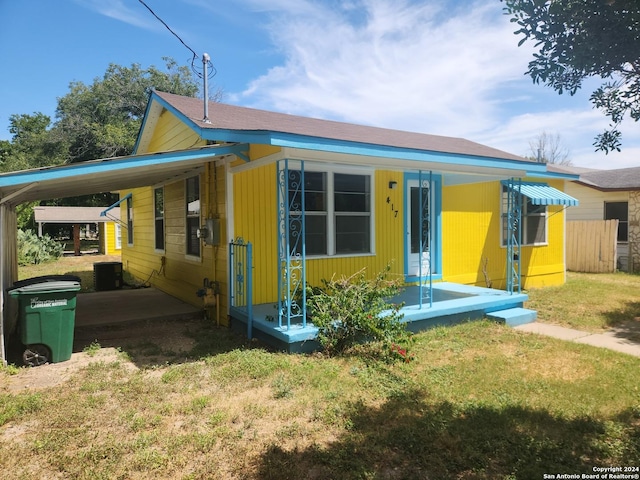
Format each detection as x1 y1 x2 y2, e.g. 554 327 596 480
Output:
233 167 404 304
121 110 229 324
124 102 570 319
99 221 120 255
147 109 204 152
442 179 566 289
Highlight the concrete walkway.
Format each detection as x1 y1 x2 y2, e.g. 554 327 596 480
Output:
514 321 640 358
75 287 201 327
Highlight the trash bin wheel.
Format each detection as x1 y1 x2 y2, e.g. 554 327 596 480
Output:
23 345 51 367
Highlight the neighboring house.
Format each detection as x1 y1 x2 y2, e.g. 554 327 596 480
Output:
33 206 122 255
116 91 577 349
553 165 640 271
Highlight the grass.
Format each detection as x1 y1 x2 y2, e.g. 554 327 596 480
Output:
2 259 639 478
18 253 121 293
526 271 640 332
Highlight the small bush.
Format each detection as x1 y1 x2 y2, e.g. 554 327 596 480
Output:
17 229 64 265
307 265 411 357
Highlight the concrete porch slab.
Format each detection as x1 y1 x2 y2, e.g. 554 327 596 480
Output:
75 287 201 327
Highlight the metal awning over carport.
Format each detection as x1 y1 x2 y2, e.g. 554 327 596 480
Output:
0 143 247 365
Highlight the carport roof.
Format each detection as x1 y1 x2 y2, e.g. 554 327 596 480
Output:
34 206 121 223
0 144 246 205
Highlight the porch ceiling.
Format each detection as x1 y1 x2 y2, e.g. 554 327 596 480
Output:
0 144 247 205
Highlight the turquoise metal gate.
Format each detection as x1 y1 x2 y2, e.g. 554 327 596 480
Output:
229 238 253 338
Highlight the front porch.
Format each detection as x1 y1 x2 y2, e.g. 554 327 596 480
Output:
229 282 535 353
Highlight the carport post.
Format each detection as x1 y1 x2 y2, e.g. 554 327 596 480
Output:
0 203 6 366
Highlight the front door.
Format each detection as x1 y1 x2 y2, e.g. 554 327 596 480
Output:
406 179 431 277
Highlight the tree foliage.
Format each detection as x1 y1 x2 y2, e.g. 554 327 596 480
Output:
1 58 201 173
502 0 640 153
55 58 199 163
1 58 204 210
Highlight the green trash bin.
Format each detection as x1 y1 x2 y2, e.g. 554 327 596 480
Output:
8 275 81 366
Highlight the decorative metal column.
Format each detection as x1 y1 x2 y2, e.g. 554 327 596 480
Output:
277 159 306 329
418 170 433 308
505 178 522 294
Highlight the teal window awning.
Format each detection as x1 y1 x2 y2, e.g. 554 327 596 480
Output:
502 181 579 207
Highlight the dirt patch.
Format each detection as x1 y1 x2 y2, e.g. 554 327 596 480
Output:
1 348 130 393
2 316 238 393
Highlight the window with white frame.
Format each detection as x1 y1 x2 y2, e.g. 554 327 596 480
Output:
288 168 372 256
501 186 547 246
154 187 165 251
186 176 201 257
126 196 134 245
115 223 122 250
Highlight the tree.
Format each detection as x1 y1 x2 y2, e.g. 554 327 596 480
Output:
55 57 200 163
526 131 572 165
0 113 67 173
502 0 640 153
1 58 211 212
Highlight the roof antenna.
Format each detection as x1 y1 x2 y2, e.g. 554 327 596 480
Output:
202 52 211 124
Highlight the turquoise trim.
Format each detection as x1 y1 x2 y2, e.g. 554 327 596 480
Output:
403 172 443 282
501 180 579 206
100 193 131 217
271 133 546 172
132 90 158 154
0 144 248 188
146 91 548 174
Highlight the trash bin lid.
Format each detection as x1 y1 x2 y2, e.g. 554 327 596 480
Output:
8 275 81 295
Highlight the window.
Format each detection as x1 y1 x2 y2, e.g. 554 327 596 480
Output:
126 196 134 245
115 223 122 250
186 176 201 257
605 201 628 242
501 187 547 246
154 187 165 250
288 168 372 256
289 170 327 255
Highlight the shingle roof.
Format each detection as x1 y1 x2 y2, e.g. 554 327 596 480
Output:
155 91 530 163
577 166 640 190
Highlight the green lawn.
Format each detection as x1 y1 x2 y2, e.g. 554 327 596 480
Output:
1 271 639 479
526 271 640 332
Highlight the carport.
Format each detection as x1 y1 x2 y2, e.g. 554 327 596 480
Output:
0 143 247 365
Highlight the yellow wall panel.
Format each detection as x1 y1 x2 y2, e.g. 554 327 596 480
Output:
442 179 567 290
99 221 120 255
148 110 204 152
232 167 405 304
121 129 229 323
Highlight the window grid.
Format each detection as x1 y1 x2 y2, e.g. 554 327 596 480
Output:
501 187 547 246
288 168 373 256
154 187 165 251
186 176 201 257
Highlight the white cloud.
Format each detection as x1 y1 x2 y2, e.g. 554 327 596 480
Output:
74 0 159 31
234 0 534 133
230 0 638 169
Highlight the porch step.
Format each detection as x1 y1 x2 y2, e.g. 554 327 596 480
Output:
486 307 537 327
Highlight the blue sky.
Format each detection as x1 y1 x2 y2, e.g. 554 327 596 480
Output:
1 0 638 169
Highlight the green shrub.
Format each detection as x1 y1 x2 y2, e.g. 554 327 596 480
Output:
17 229 64 265
307 265 411 357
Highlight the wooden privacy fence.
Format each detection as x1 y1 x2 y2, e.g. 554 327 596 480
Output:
566 220 618 273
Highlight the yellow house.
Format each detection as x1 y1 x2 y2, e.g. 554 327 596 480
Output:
33 206 121 255
115 91 578 351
